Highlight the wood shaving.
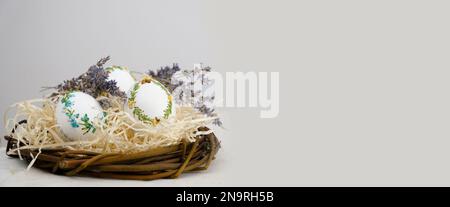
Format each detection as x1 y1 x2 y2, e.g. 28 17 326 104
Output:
4 95 216 154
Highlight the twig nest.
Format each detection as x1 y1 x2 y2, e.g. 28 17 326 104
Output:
126 76 175 125
55 91 104 141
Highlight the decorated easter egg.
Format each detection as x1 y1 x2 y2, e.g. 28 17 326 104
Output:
126 76 175 125
55 91 104 141
105 66 136 93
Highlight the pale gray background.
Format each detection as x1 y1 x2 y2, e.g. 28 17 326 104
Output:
1 0 450 186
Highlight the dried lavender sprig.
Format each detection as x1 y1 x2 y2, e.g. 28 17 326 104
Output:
54 57 126 107
197 105 223 127
96 56 110 67
147 63 182 92
171 64 223 126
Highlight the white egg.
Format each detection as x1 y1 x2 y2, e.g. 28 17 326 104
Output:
105 66 136 93
126 77 175 125
55 91 104 141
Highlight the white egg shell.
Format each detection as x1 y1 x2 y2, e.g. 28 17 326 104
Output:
55 91 104 141
126 80 175 124
106 66 136 93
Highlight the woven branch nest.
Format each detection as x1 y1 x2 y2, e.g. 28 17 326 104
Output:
4 120 220 180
